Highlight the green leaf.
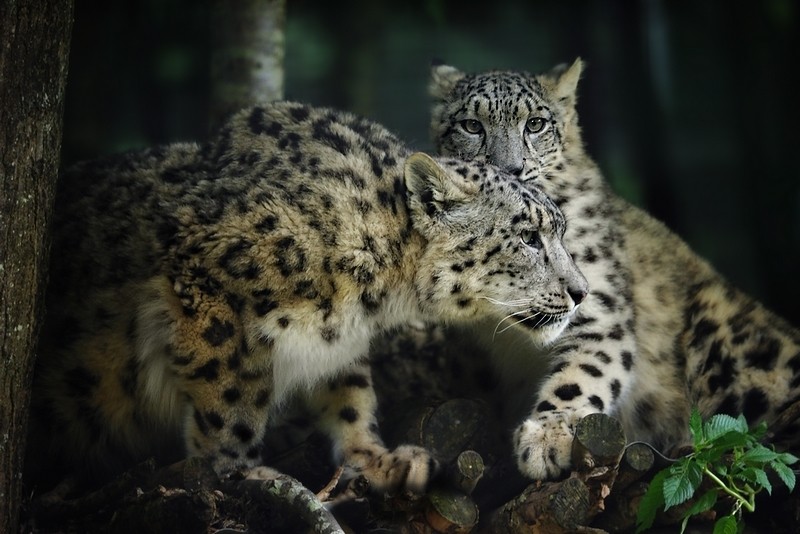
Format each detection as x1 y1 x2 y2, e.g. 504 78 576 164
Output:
712 515 740 534
778 452 799 466
741 444 779 465
664 460 703 509
690 408 704 446
685 489 718 516
754 468 772 495
706 430 749 454
705 414 747 442
770 460 797 491
636 469 667 533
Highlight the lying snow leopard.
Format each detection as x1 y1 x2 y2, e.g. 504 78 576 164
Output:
427 59 800 479
25 101 588 495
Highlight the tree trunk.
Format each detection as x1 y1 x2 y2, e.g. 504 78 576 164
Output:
0 2 73 532
209 0 286 131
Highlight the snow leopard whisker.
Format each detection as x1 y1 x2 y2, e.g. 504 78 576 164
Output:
478 296 533 308
493 309 542 338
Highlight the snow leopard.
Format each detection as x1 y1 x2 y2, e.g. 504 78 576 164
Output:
25 100 588 495
425 58 800 480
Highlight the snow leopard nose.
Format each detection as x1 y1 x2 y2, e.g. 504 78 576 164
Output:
568 287 588 305
504 163 524 177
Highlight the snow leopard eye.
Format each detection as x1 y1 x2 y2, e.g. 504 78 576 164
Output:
525 117 547 134
520 230 542 249
461 119 483 135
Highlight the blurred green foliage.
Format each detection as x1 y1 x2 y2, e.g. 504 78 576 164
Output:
62 0 799 324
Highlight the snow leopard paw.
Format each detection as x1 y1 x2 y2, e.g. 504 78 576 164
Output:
513 411 580 480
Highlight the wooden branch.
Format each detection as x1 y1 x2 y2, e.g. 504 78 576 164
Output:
224 474 345 534
485 477 591 534
614 443 654 491
483 413 627 533
571 413 626 472
449 450 485 495
425 488 480 533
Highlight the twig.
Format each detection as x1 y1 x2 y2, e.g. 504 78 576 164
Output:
316 466 345 502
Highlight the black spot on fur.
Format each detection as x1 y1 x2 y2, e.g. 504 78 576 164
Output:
202 317 235 347
608 324 625 340
742 388 769 422
206 411 224 429
172 354 193 366
256 215 278 232
621 351 633 371
248 107 282 137
690 318 720 348
579 364 603 377
275 236 307 276
594 351 611 364
554 383 582 401
294 279 318 299
482 245 502 264
232 422 255 442
312 119 351 155
715 393 740 417
610 379 621 400
289 105 310 122
246 446 261 459
744 337 781 371
592 291 617 311
360 291 383 314
321 326 338 342
218 239 260 279
253 295 279 316
707 341 737 393
190 359 221 381
521 447 531 463
537 400 556 412
223 387 242 404
342 374 370 388
339 407 359 423
588 395 604 410
254 389 270 408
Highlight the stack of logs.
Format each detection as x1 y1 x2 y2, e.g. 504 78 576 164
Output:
22 398 800 533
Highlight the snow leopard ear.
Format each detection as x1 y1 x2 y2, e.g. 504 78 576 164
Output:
551 58 583 105
429 61 465 100
405 153 475 219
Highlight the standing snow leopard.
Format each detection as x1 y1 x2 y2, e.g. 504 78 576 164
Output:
26 101 588 495
426 59 800 480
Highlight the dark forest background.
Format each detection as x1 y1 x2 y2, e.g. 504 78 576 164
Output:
62 0 800 325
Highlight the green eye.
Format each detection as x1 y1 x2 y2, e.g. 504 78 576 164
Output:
525 117 547 134
461 119 483 134
520 230 542 249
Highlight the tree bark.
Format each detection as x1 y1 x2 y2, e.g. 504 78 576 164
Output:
0 2 73 532
209 0 286 131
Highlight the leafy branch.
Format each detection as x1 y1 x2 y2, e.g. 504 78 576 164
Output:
636 408 798 533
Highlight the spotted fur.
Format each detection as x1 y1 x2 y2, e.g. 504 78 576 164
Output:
27 101 588 494
427 59 800 479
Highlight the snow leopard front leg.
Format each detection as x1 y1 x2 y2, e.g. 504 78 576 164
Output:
513 217 637 480
305 362 440 494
